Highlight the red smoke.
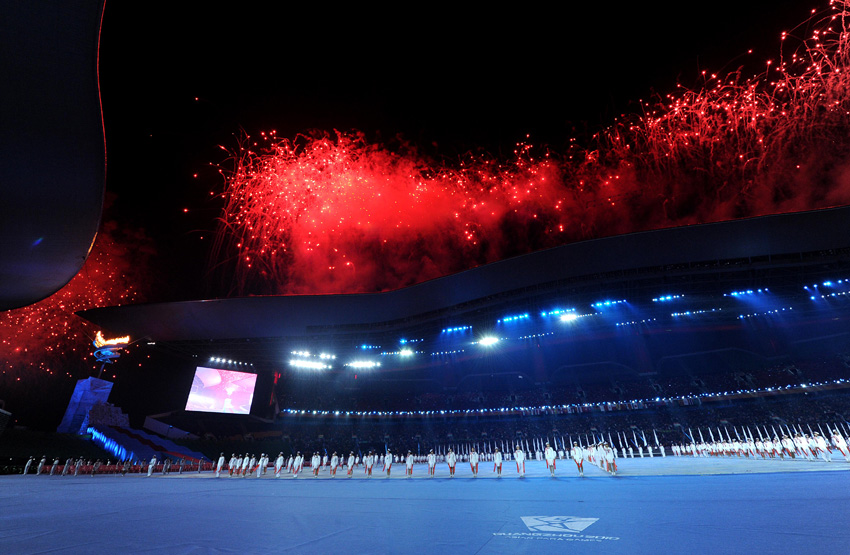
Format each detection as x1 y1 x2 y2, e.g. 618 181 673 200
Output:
215 1 850 296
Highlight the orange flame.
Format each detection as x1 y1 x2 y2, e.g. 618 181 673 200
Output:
94 330 130 348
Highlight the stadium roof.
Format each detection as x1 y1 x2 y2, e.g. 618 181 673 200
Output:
79 206 850 344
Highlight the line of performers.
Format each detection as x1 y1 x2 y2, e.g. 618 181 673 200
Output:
213 441 619 479
670 430 850 462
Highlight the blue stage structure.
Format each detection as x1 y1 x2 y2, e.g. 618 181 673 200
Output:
56 377 113 434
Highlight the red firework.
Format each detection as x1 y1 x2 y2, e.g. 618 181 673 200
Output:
215 1 850 296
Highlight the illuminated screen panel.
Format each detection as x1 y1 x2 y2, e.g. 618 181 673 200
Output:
185 367 257 415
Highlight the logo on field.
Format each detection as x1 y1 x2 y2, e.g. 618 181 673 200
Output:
520 516 599 534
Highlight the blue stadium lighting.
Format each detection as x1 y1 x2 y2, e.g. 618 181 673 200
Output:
441 326 472 333
671 308 722 317
318 353 336 360
430 349 465 356
591 299 627 309
652 294 683 302
291 351 310 357
810 290 850 300
559 312 579 322
518 332 554 339
359 344 381 350
540 308 575 317
88 427 135 462
737 307 794 319
723 288 768 297
615 318 657 326
476 336 500 346
497 313 530 323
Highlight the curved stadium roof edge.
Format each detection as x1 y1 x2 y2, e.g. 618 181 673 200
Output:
79 206 850 342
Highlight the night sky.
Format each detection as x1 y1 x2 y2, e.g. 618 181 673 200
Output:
98 0 804 302
0 0 835 430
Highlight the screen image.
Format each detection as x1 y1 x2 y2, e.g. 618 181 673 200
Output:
185 367 257 414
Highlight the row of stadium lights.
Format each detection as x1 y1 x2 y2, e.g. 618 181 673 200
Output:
283 279 850 372
738 307 793 319
209 357 253 366
277 378 848 417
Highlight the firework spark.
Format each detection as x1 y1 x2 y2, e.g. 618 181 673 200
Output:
215 1 850 296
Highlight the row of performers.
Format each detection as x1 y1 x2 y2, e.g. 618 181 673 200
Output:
214 442 619 479
669 430 850 462
22 456 209 476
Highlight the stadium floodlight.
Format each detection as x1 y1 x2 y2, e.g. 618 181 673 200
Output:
288 359 330 370
478 336 499 346
559 313 579 322
399 348 414 356
346 361 381 369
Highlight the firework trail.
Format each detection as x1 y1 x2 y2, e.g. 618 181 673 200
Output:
215 1 850 296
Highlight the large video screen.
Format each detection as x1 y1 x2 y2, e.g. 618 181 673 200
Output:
185 367 257 415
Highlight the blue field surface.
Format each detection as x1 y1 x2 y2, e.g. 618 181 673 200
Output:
2 458 848 554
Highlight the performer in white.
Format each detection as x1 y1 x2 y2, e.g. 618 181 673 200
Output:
604 443 617 475
147 456 157 477
364 451 375 478
544 442 557 477
514 447 525 478
831 430 849 462
292 452 303 478
274 452 285 478
311 452 321 478
330 452 339 478
812 432 832 462
469 448 479 477
572 443 585 477
493 447 503 477
794 434 813 461
781 436 796 459
384 450 393 478
322 453 329 469
405 451 414 478
446 449 457 478
245 454 255 478
216 453 226 477
347 452 355 478
23 456 34 475
36 456 46 475
813 433 832 462
427 449 436 477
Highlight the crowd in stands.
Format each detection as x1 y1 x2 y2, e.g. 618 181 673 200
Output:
276 353 850 414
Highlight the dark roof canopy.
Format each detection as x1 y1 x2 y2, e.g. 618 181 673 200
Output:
0 0 106 310
79 207 850 343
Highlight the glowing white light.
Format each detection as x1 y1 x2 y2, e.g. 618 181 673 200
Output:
399 349 413 356
346 361 381 369
560 313 579 322
479 337 499 346
289 359 330 370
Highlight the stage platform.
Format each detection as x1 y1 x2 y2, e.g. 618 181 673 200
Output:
2 457 848 553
